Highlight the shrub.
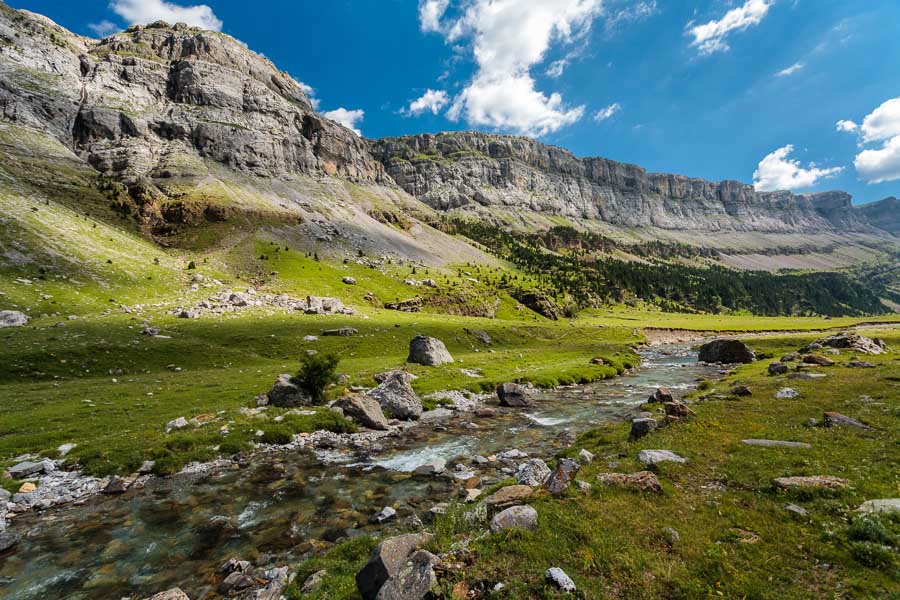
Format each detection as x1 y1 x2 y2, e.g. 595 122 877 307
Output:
260 425 293 445
849 514 895 546
292 352 340 404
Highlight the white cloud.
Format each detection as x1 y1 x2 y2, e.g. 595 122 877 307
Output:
545 59 569 78
322 108 365 137
687 0 773 55
855 135 900 184
297 81 320 110
428 0 603 137
775 62 804 77
593 102 621 121
88 20 120 37
110 0 223 31
606 0 657 32
835 119 858 133
407 89 450 116
419 0 450 33
840 97 900 183
752 145 843 192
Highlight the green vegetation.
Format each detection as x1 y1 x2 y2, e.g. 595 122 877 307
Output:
293 352 341 404
293 328 900 597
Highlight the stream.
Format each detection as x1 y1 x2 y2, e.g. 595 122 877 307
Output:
0 344 719 599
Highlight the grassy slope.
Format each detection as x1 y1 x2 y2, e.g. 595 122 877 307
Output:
290 328 900 599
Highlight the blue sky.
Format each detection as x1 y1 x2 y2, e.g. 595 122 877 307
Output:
13 1 900 204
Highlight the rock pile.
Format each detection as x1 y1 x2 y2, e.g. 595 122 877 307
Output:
174 291 354 318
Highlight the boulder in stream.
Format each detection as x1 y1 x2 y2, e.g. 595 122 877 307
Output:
367 371 423 420
496 382 530 407
698 339 755 364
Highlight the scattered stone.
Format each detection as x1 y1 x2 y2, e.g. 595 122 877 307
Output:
102 476 130 494
856 499 900 515
772 476 849 491
629 417 658 441
730 385 752 396
142 589 190 600
219 570 254 595
483 485 534 513
138 460 156 474
575 480 592 492
775 388 800 399
768 362 789 376
0 310 28 328
142 326 160 336
371 506 397 524
662 527 680 545
413 457 447 476
698 339 755 364
467 329 492 345
578 449 595 463
742 439 811 449
802 354 834 366
823 412 874 431
648 386 674 403
322 327 358 337
8 460 45 478
780 352 801 362
811 332 888 355
474 407 496 418
788 372 827 381
545 567 576 592
496 382 530 407
368 371 423 420
497 449 528 461
490 505 538 532
356 532 434 600
342 276 357 285
333 394 389 430
596 471 663 494
222 558 251 575
57 443 77 457
783 503 809 517
638 449 687 466
165 416 189 433
407 335 453 366
664 402 694 419
374 369 416 384
546 458 580 494
516 459 551 487
847 360 876 368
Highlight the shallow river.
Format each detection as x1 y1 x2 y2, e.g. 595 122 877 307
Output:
0 344 718 599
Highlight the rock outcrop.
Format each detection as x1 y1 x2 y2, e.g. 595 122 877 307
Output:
856 197 900 234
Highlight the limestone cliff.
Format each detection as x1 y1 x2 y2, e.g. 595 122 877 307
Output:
856 197 899 234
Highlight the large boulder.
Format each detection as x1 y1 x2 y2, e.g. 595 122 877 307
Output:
305 296 345 314
648 387 674 403
0 310 28 328
698 339 755 364
483 485 534 515
629 417 658 441
333 394 389 430
490 505 538 532
267 374 312 407
516 459 551 487
373 550 439 600
496 382 531 407
407 335 453 366
356 533 433 600
367 372 423 420
546 458 580 494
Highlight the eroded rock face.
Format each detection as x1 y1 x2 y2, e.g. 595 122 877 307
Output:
698 339 756 364
368 132 870 233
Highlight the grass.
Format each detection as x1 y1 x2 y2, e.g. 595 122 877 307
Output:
293 327 900 598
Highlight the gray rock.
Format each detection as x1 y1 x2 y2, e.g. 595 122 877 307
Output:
823 412 874 431
775 388 800 399
8 460 45 478
742 439 811 449
102 476 130 494
322 327 358 337
267 374 312 408
0 532 20 552
406 335 453 366
0 310 28 328
516 459 551 487
356 533 434 600
301 570 328 594
496 382 530 407
342 276 357 285
698 339 755 364
142 589 190 600
545 567 576 592
768 362 789 375
578 449 595 463
856 499 900 515
219 570 254 595
662 527 680 545
371 506 397 524
637 450 687 466
781 352 801 362
772 476 849 490
783 503 809 517
648 386 674 403
334 394 389 430
367 371 423 420
730 385 752 396
375 550 439 600
490 505 538 532
629 417 658 441
546 458 580 494
812 333 889 355
413 457 446 476
847 360 876 368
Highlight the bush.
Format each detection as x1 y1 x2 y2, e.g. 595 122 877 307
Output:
292 352 340 404
849 514 895 546
260 425 293 445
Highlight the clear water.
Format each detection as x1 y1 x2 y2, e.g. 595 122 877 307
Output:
0 345 716 599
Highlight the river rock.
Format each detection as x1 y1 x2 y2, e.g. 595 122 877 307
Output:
371 506 397 524
775 388 800 399
628 417 657 441
664 402 694 419
0 532 20 552
597 471 663 494
356 532 434 600
490 505 538 532
638 450 687 466
772 476 849 491
648 387 674 403
219 570 254 595
802 354 834 366
102 476 130 494
698 339 755 364
413 457 446 476
856 499 900 515
545 567 576 592
301 570 328 594
484 485 534 513
546 458 580 494
407 335 453 366
768 362 789 375
496 382 530 407
0 310 28 328
334 394 389 430
367 371 423 420
516 459 551 487
8 460 45 478
823 412 874 431
143 589 190 600
266 374 312 408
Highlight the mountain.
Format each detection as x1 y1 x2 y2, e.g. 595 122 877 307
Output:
856 197 900 234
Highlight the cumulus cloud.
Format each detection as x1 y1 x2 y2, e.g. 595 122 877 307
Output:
593 102 622 121
321 108 365 137
687 0 773 55
88 20 120 37
110 0 223 31
776 62 804 77
407 89 450 116
425 0 602 137
839 97 900 183
297 81 321 110
545 59 569 78
752 145 843 192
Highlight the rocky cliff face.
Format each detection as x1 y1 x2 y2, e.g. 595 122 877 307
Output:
369 132 870 233
0 4 384 187
856 197 899 234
